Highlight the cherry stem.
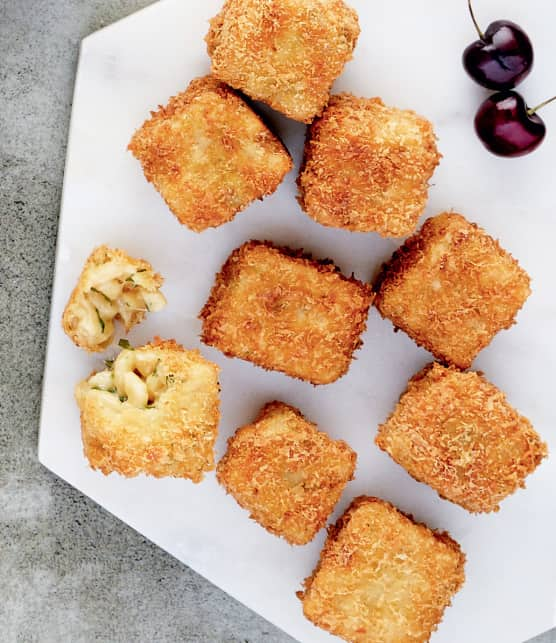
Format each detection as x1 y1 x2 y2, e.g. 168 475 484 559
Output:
467 0 484 40
528 95 556 116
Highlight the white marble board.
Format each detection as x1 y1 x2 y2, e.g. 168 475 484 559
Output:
39 0 556 641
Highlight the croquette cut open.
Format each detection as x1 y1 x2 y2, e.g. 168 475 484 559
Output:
217 401 356 545
128 75 292 232
200 241 374 384
376 363 548 513
75 338 220 481
299 496 466 643
374 212 531 368
62 245 166 352
206 0 360 123
298 94 441 237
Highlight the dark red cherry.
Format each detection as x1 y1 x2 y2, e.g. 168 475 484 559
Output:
463 0 533 90
474 91 551 157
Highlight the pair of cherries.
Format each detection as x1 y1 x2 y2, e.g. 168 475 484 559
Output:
463 0 554 157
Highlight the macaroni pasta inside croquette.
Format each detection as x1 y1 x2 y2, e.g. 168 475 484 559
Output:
62 246 166 352
87 343 171 409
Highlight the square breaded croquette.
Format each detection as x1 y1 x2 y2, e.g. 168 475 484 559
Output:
206 0 360 123
374 212 531 368
200 241 374 384
298 95 441 237
217 401 356 544
75 338 220 482
128 75 292 232
299 496 466 643
376 363 547 513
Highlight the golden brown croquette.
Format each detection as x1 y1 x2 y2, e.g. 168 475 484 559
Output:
200 241 374 384
62 245 166 352
374 212 531 368
75 338 220 481
376 363 547 513
299 496 466 643
217 401 356 544
298 94 440 237
128 75 292 232
206 0 360 123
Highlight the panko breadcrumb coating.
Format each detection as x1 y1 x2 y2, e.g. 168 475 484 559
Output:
217 401 356 545
200 241 374 384
299 496 465 643
75 338 220 481
376 363 547 513
128 75 292 232
206 0 360 123
374 212 531 368
62 245 166 352
297 94 441 237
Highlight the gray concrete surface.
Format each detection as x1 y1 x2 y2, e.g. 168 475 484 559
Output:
0 1 554 642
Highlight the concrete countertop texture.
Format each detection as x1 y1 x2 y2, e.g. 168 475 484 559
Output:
0 1 554 642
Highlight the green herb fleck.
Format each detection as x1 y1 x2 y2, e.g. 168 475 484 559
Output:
95 308 105 333
118 338 133 350
166 373 175 386
144 301 150 312
119 395 128 403
92 386 117 394
104 359 114 369
90 287 112 303
152 360 161 377
126 269 147 283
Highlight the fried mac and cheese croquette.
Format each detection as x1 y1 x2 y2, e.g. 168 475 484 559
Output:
217 401 356 544
299 496 465 643
206 0 360 123
200 241 374 384
62 246 166 352
376 363 547 513
298 95 441 236
128 75 292 232
374 212 531 368
75 339 220 481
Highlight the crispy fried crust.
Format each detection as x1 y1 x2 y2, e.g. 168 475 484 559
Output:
128 75 292 232
299 496 466 643
298 95 441 236
206 0 360 123
376 363 547 513
62 245 166 352
217 401 356 544
75 338 220 481
199 241 374 384
374 212 531 368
